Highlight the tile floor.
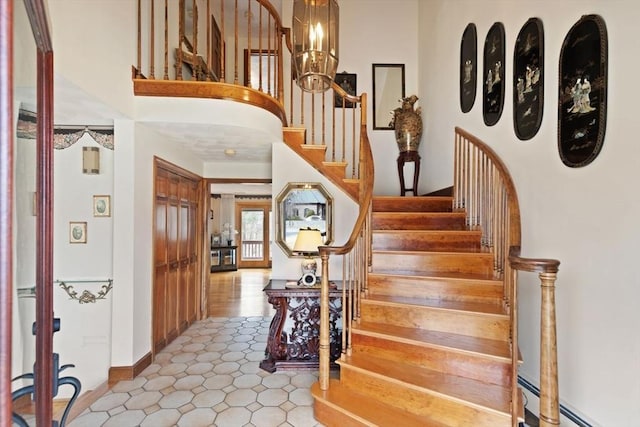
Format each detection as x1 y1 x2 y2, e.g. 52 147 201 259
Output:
68 316 325 427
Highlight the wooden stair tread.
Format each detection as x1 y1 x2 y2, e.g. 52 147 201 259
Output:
372 196 454 213
373 229 482 236
372 248 492 256
339 353 513 414
322 160 348 167
353 321 512 360
364 294 507 316
368 271 502 284
369 269 499 281
300 143 327 150
372 211 463 217
311 380 446 427
371 248 493 260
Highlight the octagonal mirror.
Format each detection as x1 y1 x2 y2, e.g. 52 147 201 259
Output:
275 182 333 257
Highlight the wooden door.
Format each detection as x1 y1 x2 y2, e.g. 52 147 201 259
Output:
236 201 272 268
153 174 169 352
153 160 202 354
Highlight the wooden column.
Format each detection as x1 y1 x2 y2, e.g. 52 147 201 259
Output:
0 1 13 421
319 252 330 390
34 47 55 427
539 271 560 427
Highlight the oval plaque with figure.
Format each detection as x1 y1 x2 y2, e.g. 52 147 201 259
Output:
483 22 505 126
460 23 477 113
558 14 607 168
513 17 544 141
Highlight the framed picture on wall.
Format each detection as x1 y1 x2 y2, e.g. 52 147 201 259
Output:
483 22 505 126
69 222 87 244
334 72 357 108
93 195 111 217
460 23 477 113
558 14 608 168
513 18 544 140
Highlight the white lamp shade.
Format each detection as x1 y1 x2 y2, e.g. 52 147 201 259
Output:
293 228 323 254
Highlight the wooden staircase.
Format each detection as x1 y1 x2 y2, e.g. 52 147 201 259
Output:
311 195 523 426
283 127 360 201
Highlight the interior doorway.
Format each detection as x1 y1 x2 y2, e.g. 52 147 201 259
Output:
235 201 272 268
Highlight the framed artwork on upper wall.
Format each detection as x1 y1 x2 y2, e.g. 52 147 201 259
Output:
460 23 477 113
558 14 608 168
483 22 505 126
513 18 544 140
334 72 357 108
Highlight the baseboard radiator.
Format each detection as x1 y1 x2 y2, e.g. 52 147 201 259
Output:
518 376 593 427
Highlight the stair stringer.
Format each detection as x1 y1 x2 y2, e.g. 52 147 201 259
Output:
283 127 359 201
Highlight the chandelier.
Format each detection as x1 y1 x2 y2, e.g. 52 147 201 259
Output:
292 0 339 93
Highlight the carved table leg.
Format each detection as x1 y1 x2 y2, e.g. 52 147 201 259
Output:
259 296 287 373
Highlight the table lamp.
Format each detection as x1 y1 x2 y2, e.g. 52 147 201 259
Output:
292 228 323 285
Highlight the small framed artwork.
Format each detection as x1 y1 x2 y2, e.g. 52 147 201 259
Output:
69 222 87 244
483 22 506 126
513 18 544 140
334 72 357 108
93 195 111 217
460 23 477 113
558 14 608 168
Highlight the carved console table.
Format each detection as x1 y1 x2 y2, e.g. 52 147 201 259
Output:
260 280 343 372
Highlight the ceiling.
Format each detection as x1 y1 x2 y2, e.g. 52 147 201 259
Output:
210 182 272 196
46 75 276 166
142 121 274 164
17 75 277 196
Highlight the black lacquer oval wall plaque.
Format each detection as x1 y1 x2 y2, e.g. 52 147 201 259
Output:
513 18 544 140
460 23 477 113
558 14 608 167
483 22 505 126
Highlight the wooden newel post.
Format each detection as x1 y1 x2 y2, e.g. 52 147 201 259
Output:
539 271 560 427
319 252 330 391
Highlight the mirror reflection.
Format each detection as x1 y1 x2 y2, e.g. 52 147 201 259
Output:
275 183 333 257
372 63 406 130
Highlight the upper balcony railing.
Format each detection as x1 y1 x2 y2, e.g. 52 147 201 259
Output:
134 0 367 189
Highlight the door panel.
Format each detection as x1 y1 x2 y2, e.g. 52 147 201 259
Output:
236 201 271 268
153 161 202 354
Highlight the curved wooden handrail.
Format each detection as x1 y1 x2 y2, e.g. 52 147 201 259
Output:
509 246 560 273
331 83 361 106
455 126 521 246
255 0 285 32
319 93 373 257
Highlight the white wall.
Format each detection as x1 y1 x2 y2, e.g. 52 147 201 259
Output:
52 134 115 396
14 133 37 385
48 0 137 119
418 1 640 425
329 0 421 196
271 142 358 280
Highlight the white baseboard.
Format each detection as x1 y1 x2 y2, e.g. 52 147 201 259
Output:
519 374 599 427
